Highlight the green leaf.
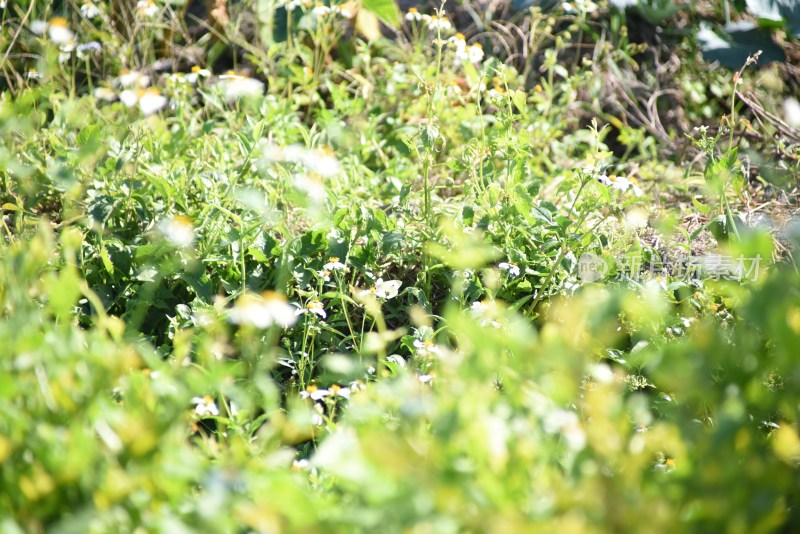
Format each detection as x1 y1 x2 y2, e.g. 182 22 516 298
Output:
362 0 400 27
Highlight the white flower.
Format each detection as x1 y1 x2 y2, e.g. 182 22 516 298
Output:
76 41 102 59
323 257 348 271
184 65 211 84
30 20 48 35
116 70 150 89
449 33 467 52
498 261 520 277
93 87 116 101
386 354 406 367
47 18 74 46
312 4 331 16
329 384 350 399
218 73 264 101
285 0 311 9
562 0 598 14
423 14 451 32
543 409 586 450
119 89 139 108
192 395 219 416
228 291 299 329
418 373 434 384
302 146 341 177
349 380 366 391
467 43 484 63
598 174 643 196
470 300 502 328
311 403 325 426
25 69 42 80
784 97 800 129
136 0 159 18
81 2 102 19
292 459 310 471
413 339 442 357
296 299 327 319
404 7 423 21
487 85 505 101
301 385 330 400
138 88 167 115
158 215 194 247
293 173 326 202
360 278 401 300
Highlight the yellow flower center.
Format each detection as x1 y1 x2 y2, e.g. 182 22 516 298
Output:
409 7 418 13
192 65 201 73
306 385 318 393
329 257 339 263
455 33 465 40
49 17 69 27
330 384 341 394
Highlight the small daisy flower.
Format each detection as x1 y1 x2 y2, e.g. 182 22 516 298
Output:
25 69 42 80
185 65 211 84
404 7 423 22
424 14 452 33
297 299 327 319
487 85 506 101
448 33 467 51
116 69 150 89
598 174 643 196
413 339 442 357
467 43 484 63
293 173 326 202
76 41 102 59
218 72 264 101
93 87 116 103
418 373 434 384
81 2 102 19
30 20 48 35
302 146 341 177
137 88 168 115
312 3 331 16
498 261 520 277
158 215 194 247
136 0 159 18
228 291 299 329
329 384 351 399
192 395 219 416
323 257 347 271
292 459 310 471
361 278 402 300
349 380 366 391
301 384 330 400
311 403 325 426
47 17 75 46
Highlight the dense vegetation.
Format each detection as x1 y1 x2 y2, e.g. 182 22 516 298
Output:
2 0 800 531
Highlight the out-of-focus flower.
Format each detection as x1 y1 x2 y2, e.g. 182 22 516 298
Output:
329 384 350 399
76 41 102 59
543 408 586 450
138 88 167 115
598 174 643 196
192 395 219 416
293 173 326 202
184 65 211 84
360 278 402 300
487 85 505 101
405 7 423 21
413 339 442 357
301 384 330 400
25 69 42 80
784 97 800 129
562 0 598 14
228 291 298 329
30 20 48 35
116 69 150 89
467 43 484 63
218 72 264 101
296 299 327 319
137 0 159 18
312 3 331 16
93 87 117 101
292 459 310 471
323 257 348 271
120 88 167 115
81 2 102 19
498 261 520 277
158 215 195 247
47 17 75 45
423 14 451 32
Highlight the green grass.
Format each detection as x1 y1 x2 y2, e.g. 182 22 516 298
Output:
1 0 800 531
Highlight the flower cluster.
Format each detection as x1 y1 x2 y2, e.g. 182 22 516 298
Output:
228 291 298 329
